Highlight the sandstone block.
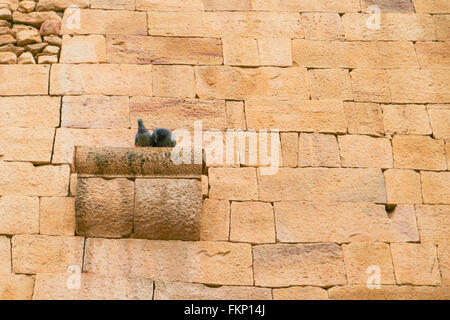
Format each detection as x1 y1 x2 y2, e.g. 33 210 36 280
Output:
427 105 450 139
344 102 384 137
222 37 259 66
12 235 84 274
415 42 450 68
421 172 450 205
246 99 347 133
33 273 154 300
338 135 393 168
342 242 395 285
416 205 450 244
136 0 203 10
0 236 10 273
382 104 431 136
153 65 195 98
350 69 391 102
147 11 204 37
203 0 251 10
412 0 450 13
38 55 58 64
134 179 202 241
253 243 346 287
0 51 16 63
361 0 415 12
60 9 147 35
154 281 271 300
12 11 60 28
225 101 246 130
84 239 253 285
50 64 152 96
392 135 446 170
36 0 89 11
0 162 70 197
252 0 360 12
200 199 229 241
258 168 386 202
230 202 275 244
17 52 35 64
274 202 419 243
280 132 298 167
0 65 49 95
298 133 340 167
60 35 106 63
257 38 292 67
328 285 450 300
384 169 422 204
391 243 441 285
434 15 450 40
273 286 328 300
209 167 258 200
309 69 353 100
195 67 310 100
0 196 39 235
40 197 75 236
106 35 222 65
91 0 135 10
75 178 133 238
0 274 34 300
438 242 450 285
61 95 129 129
301 12 344 40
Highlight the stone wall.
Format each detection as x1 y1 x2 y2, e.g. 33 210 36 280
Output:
0 0 449 300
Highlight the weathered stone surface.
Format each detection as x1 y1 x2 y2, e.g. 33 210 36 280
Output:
36 0 89 11
106 35 222 65
60 9 147 35
338 135 393 168
40 197 75 236
147 11 204 37
342 13 436 41
60 35 106 63
301 12 344 40
195 67 310 100
0 162 70 197
280 133 298 167
130 97 226 131
273 286 328 300
392 135 446 170
415 42 450 68
37 55 58 64
427 105 450 139
384 169 422 204
24 42 47 54
412 0 450 13
350 69 391 103
18 0 35 12
75 178 133 238
203 0 251 10
361 0 415 12
223 37 258 66
0 65 49 95
0 96 60 128
17 51 35 64
209 168 258 200
416 205 450 244
434 15 450 40
342 242 395 285
13 11 61 28
329 285 450 300
0 196 39 235
258 38 292 67
382 104 431 136
0 127 55 163
226 101 246 130
309 68 352 100
74 147 202 178
230 202 275 244
91 0 135 10
0 236 10 273
391 243 441 285
52 129 134 167
200 199 229 241
134 179 202 241
387 69 450 103
274 202 418 242
153 65 195 98
447 142 450 169
0 34 15 46
298 133 340 167
0 51 16 63
235 130 282 167
258 168 386 202
41 45 59 55
136 0 203 10
62 96 129 129
154 281 271 300
252 0 360 12
12 235 84 274
438 242 450 285
344 102 384 137
50 64 152 96
246 99 347 133
39 20 61 36
421 172 450 205
253 243 346 287
44 35 61 46
292 40 418 68
33 273 154 300
84 239 253 285
0 274 34 300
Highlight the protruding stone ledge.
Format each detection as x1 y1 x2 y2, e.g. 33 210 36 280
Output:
75 146 203 179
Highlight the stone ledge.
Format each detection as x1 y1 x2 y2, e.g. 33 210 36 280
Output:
75 146 204 178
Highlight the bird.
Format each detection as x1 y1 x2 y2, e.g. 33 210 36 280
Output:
150 127 176 147
135 118 152 147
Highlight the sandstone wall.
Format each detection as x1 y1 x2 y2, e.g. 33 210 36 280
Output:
0 0 449 300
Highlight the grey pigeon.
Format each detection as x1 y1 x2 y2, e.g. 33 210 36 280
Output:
150 127 176 147
135 119 151 147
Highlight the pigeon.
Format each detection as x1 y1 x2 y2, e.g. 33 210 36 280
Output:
135 119 152 147
150 127 176 147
